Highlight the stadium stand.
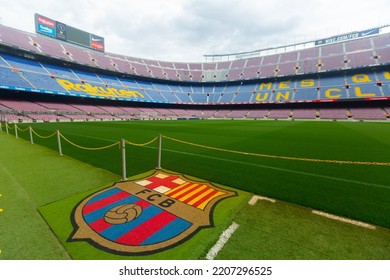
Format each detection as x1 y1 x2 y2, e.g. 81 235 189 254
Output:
267 109 292 119
1 24 390 82
227 109 250 118
291 108 318 119
0 24 389 122
36 101 83 112
247 109 268 119
0 99 49 112
318 108 349 120
349 107 387 120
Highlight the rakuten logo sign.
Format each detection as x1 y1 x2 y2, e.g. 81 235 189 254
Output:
38 16 55 28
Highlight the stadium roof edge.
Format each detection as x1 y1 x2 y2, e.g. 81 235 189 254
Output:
203 24 390 62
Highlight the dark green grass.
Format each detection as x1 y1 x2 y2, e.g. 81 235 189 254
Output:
12 120 390 228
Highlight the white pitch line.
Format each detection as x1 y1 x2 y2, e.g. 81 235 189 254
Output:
312 210 376 230
248 195 275 205
206 222 239 260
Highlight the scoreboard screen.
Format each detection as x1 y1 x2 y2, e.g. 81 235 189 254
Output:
66 26 91 47
35 13 105 52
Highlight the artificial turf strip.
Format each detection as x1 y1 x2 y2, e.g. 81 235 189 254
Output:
216 199 390 260
0 133 120 259
39 169 251 260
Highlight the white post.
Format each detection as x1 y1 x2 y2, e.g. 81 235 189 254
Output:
5 123 9 134
29 126 33 144
156 134 162 170
0 123 2 132
57 130 63 156
121 139 127 181
14 124 18 138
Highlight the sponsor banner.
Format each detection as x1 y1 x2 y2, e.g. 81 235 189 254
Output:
90 34 105 51
35 14 56 37
0 84 101 100
91 41 104 51
0 81 150 102
315 28 380 46
37 15 55 28
56 22 67 41
55 78 144 100
37 24 56 37
34 13 105 52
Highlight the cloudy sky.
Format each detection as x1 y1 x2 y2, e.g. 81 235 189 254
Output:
0 0 388 62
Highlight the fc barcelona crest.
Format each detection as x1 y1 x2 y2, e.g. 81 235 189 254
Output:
69 170 237 255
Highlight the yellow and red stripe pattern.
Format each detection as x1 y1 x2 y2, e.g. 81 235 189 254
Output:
135 173 227 210
164 182 226 210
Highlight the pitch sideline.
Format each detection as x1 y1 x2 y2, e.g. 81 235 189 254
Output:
205 222 240 260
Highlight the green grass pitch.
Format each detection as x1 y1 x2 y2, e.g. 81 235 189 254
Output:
1 119 390 259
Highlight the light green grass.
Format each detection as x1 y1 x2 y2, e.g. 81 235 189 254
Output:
0 133 120 259
217 198 390 259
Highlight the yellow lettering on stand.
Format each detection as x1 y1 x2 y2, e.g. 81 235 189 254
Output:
255 93 269 101
275 92 290 101
301 79 315 87
56 79 144 99
259 82 272 90
325 88 342 98
279 81 291 89
57 79 74 90
352 74 372 83
354 87 376 97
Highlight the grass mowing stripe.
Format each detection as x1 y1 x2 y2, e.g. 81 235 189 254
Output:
149 146 390 190
36 127 390 190
58 131 118 143
0 162 33 203
27 126 390 190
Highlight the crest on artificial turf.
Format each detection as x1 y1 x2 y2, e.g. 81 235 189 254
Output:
69 170 236 255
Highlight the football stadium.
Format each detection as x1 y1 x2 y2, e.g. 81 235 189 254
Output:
0 13 390 262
